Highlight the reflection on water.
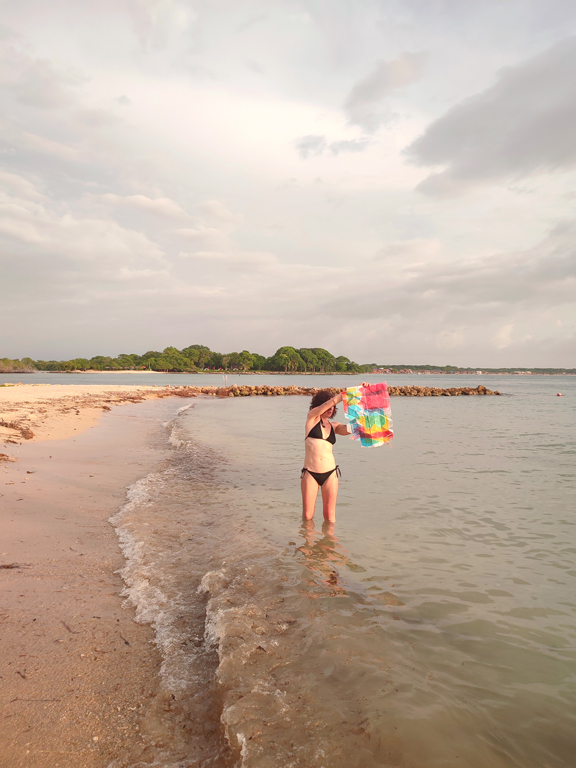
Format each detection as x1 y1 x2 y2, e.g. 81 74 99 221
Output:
296 519 350 589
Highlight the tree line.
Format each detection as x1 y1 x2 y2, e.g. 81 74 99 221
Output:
2 350 574 375
1 346 375 374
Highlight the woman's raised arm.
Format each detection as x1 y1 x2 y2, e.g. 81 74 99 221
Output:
307 390 344 420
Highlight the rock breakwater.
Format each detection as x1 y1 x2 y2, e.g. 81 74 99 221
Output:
164 384 501 398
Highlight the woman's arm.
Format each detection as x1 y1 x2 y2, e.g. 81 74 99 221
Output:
307 391 343 420
333 422 351 436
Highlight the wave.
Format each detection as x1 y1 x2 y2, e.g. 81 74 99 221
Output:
110 471 207 694
198 552 409 768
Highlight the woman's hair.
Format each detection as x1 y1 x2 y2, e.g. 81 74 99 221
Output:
309 389 337 416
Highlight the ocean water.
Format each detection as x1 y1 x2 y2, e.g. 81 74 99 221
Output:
109 377 576 768
0 370 550 388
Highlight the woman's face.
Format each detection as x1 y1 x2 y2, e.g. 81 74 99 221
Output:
324 404 335 418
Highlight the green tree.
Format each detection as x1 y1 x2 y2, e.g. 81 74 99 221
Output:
182 348 200 365
226 352 242 370
182 345 213 369
89 356 122 370
150 347 198 372
238 350 255 371
250 353 267 370
309 347 336 372
12 343 391 375
209 352 224 369
298 348 320 372
117 353 137 369
266 346 305 372
70 358 91 370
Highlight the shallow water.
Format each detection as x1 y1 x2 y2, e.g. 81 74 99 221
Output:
110 378 576 767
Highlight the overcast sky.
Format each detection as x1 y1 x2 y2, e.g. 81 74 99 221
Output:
1 0 575 366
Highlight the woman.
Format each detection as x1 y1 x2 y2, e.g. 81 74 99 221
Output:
302 390 350 523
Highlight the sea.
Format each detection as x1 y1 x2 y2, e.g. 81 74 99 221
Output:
3 373 575 767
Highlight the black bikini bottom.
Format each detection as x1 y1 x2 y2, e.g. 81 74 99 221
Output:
301 466 341 487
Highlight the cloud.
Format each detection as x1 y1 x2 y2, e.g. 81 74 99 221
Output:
0 179 165 272
98 193 189 220
1 5 574 365
295 134 327 159
0 169 45 201
406 37 576 195
15 129 81 160
175 202 242 249
128 0 194 51
245 60 263 74
178 250 277 272
0 204 47 244
235 13 268 33
344 53 427 132
435 328 465 350
295 136 370 159
321 219 576 326
329 138 370 156
493 323 514 349
175 226 232 250
0 38 83 109
374 238 441 262
196 200 240 225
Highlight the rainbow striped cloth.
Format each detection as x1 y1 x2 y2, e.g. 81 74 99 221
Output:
342 382 394 448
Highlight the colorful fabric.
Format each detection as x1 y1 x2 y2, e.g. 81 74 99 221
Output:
342 382 393 448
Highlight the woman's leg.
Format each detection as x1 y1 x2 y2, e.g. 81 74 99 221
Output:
301 471 319 520
320 471 339 523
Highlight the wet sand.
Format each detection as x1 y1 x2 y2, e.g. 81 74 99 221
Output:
0 396 182 768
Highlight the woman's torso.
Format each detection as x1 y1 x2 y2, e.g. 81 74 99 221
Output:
304 418 337 472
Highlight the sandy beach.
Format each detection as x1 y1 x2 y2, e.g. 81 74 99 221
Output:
0 387 188 767
0 384 175 443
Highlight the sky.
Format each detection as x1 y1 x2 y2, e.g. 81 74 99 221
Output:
1 0 575 366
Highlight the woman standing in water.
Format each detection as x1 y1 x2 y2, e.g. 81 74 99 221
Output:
302 390 350 523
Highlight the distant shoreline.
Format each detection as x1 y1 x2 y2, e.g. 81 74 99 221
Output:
1 370 575 377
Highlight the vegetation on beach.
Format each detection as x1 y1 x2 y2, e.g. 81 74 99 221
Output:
1 348 574 375
3 346 374 374
1 358 37 374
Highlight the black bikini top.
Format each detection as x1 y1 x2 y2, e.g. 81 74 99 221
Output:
306 419 336 444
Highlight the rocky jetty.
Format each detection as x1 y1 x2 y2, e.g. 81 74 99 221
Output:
163 384 501 398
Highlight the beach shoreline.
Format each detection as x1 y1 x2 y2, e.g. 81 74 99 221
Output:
0 397 184 768
0 384 179 444
0 382 502 450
